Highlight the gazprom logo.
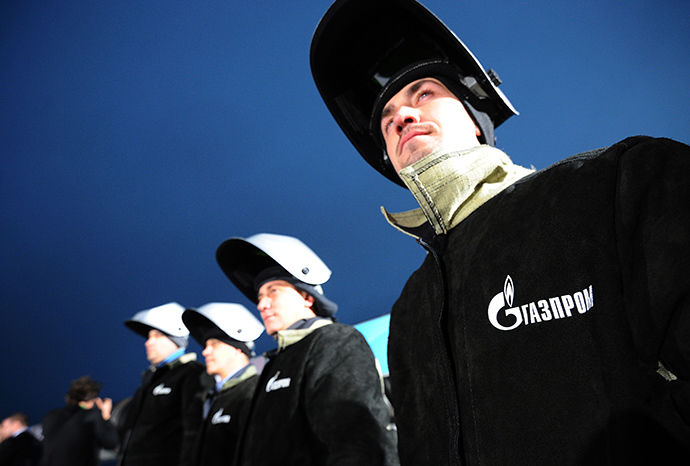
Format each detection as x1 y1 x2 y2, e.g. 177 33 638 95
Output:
211 408 231 424
504 275 514 308
488 276 594 331
152 384 172 396
265 371 291 393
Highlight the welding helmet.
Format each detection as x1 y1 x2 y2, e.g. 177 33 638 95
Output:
216 233 338 318
310 0 518 187
125 302 189 348
183 302 264 357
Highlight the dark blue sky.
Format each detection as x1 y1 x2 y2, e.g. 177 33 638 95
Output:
2 0 689 426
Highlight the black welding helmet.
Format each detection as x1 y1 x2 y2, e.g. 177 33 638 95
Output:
310 0 518 187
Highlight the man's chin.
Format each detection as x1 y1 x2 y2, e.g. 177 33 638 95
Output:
396 146 438 172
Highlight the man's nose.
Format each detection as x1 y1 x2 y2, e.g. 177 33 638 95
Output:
257 297 270 312
393 107 419 133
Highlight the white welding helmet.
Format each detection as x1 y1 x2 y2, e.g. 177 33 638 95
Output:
216 233 338 317
125 302 190 347
183 302 265 357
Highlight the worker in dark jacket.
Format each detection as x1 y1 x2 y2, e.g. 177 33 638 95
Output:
40 376 118 466
182 302 264 466
0 412 41 466
217 233 399 465
310 0 690 464
118 302 210 466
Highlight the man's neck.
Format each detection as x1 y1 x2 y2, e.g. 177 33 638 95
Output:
157 347 185 367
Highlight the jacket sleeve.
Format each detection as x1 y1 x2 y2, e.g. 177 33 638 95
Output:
615 136 690 426
91 410 120 451
303 325 398 465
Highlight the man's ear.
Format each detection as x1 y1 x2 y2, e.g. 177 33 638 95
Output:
475 124 482 137
301 292 315 308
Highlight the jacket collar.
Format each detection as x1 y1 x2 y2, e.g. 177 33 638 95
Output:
382 145 533 238
158 351 197 371
274 318 333 352
219 364 258 392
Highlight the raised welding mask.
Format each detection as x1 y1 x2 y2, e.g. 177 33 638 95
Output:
310 0 518 187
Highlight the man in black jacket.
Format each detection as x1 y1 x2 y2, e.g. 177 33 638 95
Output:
0 412 41 466
182 302 264 466
40 376 118 466
311 0 690 464
118 302 210 466
216 233 399 465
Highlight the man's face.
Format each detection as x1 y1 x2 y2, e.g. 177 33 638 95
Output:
257 280 316 336
379 77 481 174
202 338 244 379
145 329 179 365
0 418 12 438
0 418 19 438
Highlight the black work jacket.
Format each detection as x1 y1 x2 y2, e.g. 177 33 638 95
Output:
193 366 257 466
41 404 118 466
237 322 399 466
389 137 690 465
118 354 209 466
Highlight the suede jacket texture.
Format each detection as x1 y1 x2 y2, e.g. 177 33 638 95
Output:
387 136 690 465
118 353 210 466
237 321 399 466
41 404 119 466
193 366 258 466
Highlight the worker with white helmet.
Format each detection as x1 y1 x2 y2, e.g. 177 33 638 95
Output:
311 0 690 464
118 302 211 466
216 233 399 465
182 302 264 466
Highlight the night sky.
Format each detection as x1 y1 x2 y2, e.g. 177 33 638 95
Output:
2 0 689 427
